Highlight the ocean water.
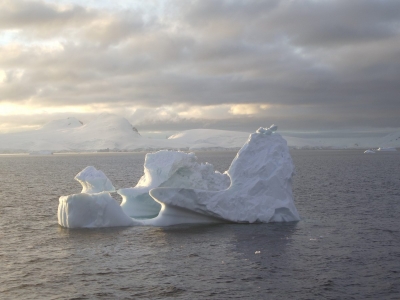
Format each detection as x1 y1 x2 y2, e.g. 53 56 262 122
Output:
0 150 399 299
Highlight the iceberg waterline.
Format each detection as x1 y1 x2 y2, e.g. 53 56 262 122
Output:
57 125 300 228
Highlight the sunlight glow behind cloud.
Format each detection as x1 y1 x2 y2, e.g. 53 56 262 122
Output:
0 0 399 133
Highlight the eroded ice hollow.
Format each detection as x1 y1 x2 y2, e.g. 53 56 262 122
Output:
57 125 300 228
118 151 230 218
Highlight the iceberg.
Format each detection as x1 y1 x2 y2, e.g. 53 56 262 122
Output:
57 125 300 228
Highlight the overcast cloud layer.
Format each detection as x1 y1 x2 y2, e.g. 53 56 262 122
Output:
0 0 399 133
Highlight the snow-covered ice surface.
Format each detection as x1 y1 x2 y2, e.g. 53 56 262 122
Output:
57 125 299 228
377 131 400 148
75 166 116 193
118 150 229 218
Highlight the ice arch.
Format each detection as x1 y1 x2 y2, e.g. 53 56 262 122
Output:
118 151 230 218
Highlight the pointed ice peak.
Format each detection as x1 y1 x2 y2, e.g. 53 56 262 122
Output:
256 124 278 135
75 166 115 193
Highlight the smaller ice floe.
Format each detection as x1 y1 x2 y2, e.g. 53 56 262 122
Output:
377 147 397 152
75 166 116 193
58 167 136 228
58 192 137 228
364 149 375 154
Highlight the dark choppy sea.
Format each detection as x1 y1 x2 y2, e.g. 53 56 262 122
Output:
0 150 400 299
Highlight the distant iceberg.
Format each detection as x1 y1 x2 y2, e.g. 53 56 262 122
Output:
377 147 397 152
57 125 300 228
364 149 375 154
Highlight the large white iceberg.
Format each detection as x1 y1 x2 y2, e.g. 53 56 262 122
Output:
57 125 300 228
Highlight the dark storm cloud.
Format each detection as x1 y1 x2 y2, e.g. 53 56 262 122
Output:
268 0 400 47
1 0 400 130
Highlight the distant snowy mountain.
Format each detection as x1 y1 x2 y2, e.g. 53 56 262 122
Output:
65 113 143 150
169 128 399 150
41 117 83 131
0 114 399 152
168 129 250 150
377 131 400 148
0 114 184 153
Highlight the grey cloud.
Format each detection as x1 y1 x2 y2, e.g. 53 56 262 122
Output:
0 0 97 34
0 0 149 43
178 0 400 47
0 0 400 130
274 0 400 47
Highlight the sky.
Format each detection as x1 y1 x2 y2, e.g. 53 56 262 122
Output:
0 0 399 136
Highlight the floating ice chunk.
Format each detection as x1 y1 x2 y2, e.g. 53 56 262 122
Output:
377 147 397 151
58 192 137 228
118 150 229 218
364 149 375 154
149 126 300 224
75 166 115 193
